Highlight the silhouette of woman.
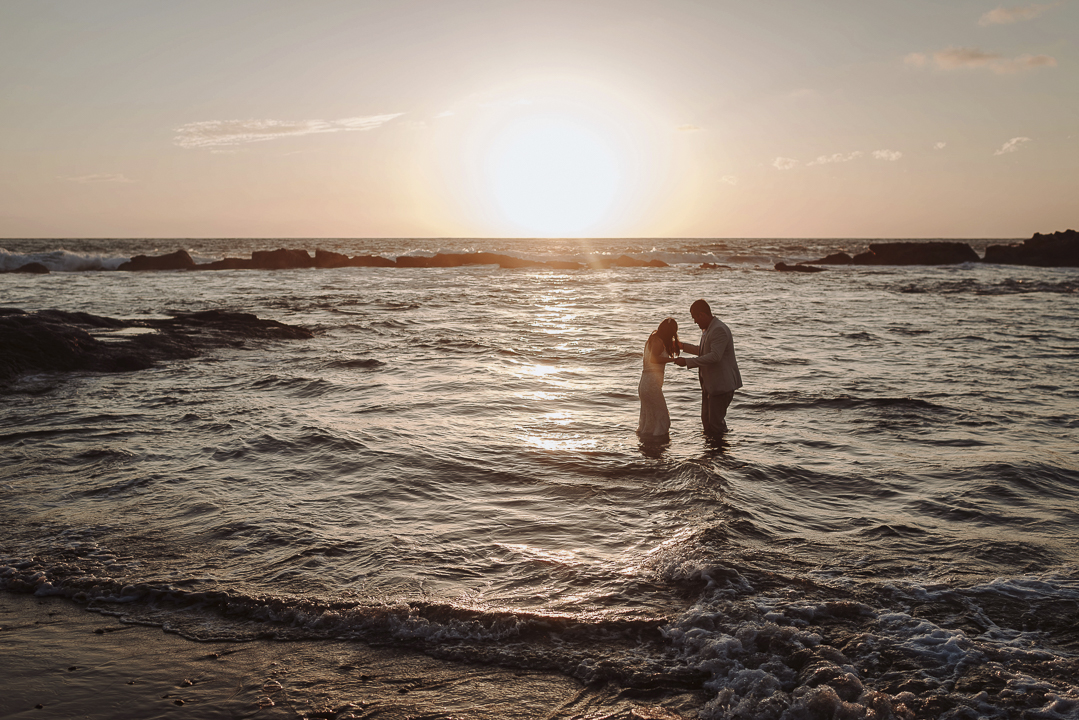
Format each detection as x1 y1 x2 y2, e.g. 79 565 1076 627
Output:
637 317 679 439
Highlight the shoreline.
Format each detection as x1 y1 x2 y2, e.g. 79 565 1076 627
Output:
0 592 698 719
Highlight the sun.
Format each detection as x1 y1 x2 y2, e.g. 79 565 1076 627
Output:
484 115 622 237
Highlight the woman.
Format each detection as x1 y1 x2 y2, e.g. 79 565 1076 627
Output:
637 317 680 439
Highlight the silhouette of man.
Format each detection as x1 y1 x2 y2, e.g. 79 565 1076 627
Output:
674 299 743 436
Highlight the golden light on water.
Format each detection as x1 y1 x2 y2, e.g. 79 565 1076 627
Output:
501 544 582 565
522 435 598 452
521 410 595 452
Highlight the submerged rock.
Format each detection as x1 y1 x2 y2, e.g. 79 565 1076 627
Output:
983 229 1079 267
0 308 312 384
776 262 826 273
852 242 979 265
801 252 853 265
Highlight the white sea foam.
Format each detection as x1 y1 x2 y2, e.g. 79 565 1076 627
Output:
0 248 128 272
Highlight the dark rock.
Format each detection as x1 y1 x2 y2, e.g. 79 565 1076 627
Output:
983 229 1079 267
117 249 196 271
14 262 50 274
700 263 733 270
0 309 312 384
775 262 826 273
313 249 351 268
426 252 544 268
801 252 853 265
250 248 314 269
195 257 256 271
852 242 979 265
394 255 433 268
345 254 396 267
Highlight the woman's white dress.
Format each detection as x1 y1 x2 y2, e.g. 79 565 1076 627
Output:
637 337 670 438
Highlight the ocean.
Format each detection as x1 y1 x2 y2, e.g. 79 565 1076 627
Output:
1 238 1077 719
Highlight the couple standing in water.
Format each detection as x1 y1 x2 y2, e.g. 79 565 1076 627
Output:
637 299 743 441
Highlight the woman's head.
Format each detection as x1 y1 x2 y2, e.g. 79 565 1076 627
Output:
655 317 679 355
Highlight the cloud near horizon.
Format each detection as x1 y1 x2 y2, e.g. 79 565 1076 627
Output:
872 150 902 161
979 3 1058 25
905 47 1056 74
63 173 134 184
773 157 798 170
995 136 1032 155
807 151 863 166
174 114 405 149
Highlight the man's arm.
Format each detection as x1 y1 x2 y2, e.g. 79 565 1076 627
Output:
685 324 728 369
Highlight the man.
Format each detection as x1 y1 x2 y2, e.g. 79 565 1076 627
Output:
673 299 743 436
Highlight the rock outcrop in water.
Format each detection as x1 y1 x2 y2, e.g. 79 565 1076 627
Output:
983 229 1079 267
116 248 669 272
851 242 980 265
0 308 313 384
117 249 196 271
103 234 1079 273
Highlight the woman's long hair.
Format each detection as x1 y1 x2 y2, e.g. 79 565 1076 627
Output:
653 317 680 357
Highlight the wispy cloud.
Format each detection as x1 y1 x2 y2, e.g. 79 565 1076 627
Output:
63 173 134 184
1004 54 1058 72
174 114 404 149
994 136 1032 155
906 47 1056 74
773 157 798 170
979 3 1058 25
933 47 1000 69
807 151 863 166
872 150 903 161
934 142 947 150
720 175 738 185
677 124 702 132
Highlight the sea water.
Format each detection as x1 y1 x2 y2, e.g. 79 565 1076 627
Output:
1 238 1077 718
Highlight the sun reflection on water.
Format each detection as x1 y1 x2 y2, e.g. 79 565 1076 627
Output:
523 434 598 452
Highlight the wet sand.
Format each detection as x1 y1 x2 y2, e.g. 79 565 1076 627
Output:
0 593 698 719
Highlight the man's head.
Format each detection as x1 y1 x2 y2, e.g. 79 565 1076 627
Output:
690 299 712 331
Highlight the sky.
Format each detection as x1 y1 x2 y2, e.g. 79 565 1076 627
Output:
1 0 1076 239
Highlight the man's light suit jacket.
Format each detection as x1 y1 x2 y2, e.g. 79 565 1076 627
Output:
682 317 743 396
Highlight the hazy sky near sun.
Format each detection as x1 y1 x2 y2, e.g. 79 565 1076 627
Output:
1 0 1076 238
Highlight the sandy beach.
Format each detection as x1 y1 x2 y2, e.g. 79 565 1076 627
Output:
0 593 698 719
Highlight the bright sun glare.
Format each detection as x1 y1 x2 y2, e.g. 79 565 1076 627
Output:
485 116 621 237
